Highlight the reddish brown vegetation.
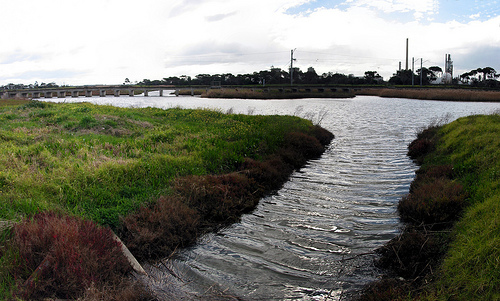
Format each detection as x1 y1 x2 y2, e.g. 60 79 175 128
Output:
358 278 410 301
407 126 440 164
311 124 336 146
120 129 334 261
398 177 466 229
375 229 450 280
8 212 151 300
120 196 200 261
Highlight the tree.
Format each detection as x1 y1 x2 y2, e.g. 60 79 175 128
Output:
389 70 414 85
193 74 212 85
460 72 471 84
416 67 436 85
304 67 319 84
123 78 131 85
364 71 383 84
428 66 443 82
482 67 497 80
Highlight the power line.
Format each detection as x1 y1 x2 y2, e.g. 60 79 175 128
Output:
167 51 289 59
298 50 400 62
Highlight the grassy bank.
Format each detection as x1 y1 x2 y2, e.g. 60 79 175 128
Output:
0 99 333 299
356 87 500 102
361 114 500 300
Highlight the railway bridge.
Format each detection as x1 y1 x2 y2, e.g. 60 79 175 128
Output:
0 85 174 99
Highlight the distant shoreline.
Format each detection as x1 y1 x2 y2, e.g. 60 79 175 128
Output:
355 87 500 102
185 87 356 99
174 86 500 102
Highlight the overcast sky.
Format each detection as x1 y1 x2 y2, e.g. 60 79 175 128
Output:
0 0 499 86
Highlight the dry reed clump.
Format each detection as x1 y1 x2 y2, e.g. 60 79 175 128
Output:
8 212 151 300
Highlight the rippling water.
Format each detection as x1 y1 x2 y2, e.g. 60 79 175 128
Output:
47 94 500 300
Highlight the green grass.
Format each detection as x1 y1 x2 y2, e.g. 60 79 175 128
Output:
419 114 500 300
0 100 313 227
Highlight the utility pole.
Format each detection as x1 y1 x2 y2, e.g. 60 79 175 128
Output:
290 49 296 86
412 57 415 86
420 58 423 86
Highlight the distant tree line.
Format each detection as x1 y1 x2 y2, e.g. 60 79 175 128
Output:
1 81 59 90
388 66 499 87
2 66 498 90
138 67 385 87
459 67 499 87
137 66 499 88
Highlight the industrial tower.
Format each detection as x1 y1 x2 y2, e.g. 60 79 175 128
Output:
444 54 453 84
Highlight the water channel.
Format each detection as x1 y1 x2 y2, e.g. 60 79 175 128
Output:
47 94 500 300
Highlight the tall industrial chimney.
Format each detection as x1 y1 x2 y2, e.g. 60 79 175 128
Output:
406 38 409 70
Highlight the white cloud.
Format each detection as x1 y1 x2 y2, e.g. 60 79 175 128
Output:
469 13 481 19
346 0 439 20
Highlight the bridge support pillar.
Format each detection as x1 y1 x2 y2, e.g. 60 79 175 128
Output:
58 91 66 98
85 90 93 97
45 92 53 98
144 90 149 97
129 89 134 97
32 92 40 98
159 90 163 97
114 90 121 97
72 91 79 98
100 90 106 97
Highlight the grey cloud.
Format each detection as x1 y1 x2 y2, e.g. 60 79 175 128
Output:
205 11 237 22
0 52 44 64
168 0 210 18
455 45 500 73
0 69 86 81
165 42 286 68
